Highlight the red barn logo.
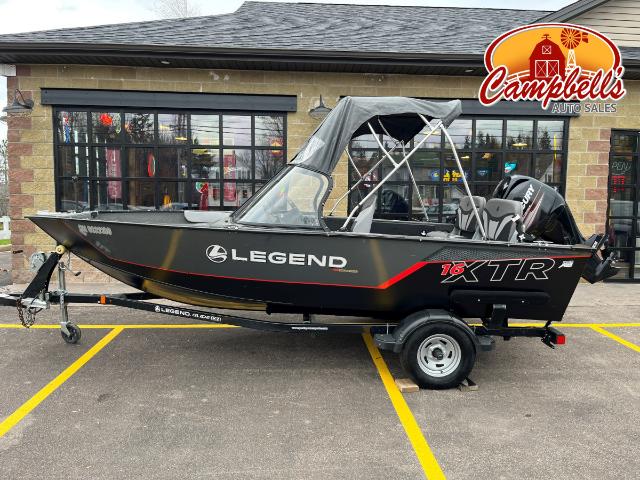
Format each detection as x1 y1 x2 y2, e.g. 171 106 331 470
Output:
479 23 626 108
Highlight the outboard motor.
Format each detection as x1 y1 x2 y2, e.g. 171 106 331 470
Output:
493 175 618 283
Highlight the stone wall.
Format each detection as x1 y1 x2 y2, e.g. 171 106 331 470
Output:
565 82 640 235
5 63 639 283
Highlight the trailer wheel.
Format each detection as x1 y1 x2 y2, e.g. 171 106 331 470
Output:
400 322 475 389
61 323 82 344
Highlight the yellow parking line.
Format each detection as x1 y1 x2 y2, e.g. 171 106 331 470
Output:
591 326 640 353
362 332 445 480
0 324 237 329
0 327 124 439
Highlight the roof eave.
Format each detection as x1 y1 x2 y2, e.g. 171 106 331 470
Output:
535 0 609 22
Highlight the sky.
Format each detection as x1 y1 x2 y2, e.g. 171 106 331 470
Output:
0 0 577 139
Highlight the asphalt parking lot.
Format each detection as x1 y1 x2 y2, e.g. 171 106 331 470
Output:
0 284 639 479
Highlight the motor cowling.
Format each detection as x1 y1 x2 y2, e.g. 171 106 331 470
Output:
493 175 584 245
493 175 617 283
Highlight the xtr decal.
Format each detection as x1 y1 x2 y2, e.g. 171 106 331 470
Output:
440 258 559 283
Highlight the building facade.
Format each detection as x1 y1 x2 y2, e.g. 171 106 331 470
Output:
1 0 639 282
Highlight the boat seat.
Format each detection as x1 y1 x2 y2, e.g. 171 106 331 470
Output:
426 196 486 239
351 193 378 233
473 198 524 243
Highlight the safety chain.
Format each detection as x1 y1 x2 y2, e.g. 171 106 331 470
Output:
16 294 41 328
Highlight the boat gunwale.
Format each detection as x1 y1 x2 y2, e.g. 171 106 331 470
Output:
28 211 594 254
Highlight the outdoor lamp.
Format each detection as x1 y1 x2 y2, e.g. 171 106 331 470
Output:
2 89 34 114
309 95 332 120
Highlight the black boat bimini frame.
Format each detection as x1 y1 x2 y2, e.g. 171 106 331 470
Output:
331 114 486 238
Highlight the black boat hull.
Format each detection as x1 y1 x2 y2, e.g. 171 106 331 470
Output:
30 213 592 322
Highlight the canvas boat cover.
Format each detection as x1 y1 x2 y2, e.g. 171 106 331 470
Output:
291 96 462 175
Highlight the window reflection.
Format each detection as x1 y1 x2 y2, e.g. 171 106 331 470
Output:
127 180 155 209
255 115 284 147
534 153 563 183
92 112 121 143
506 120 533 149
505 153 531 176
536 120 563 150
191 115 219 145
223 115 251 146
475 152 502 182
124 113 155 143
94 147 122 178
157 148 188 178
476 120 502 149
158 113 188 144
192 149 220 180
125 147 154 178
159 182 188 210
60 179 90 212
58 146 90 177
446 120 472 149
56 109 286 212
95 180 123 210
223 182 253 208
255 149 285 180
57 111 88 144
223 149 252 180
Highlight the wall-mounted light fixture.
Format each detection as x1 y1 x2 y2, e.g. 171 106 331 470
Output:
2 89 34 114
309 95 332 120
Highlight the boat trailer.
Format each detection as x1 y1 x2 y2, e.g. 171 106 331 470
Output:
0 249 566 388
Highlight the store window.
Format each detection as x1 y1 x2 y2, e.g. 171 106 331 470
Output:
347 117 567 222
54 109 286 211
607 130 640 281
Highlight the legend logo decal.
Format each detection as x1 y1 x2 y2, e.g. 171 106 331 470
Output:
206 245 228 263
480 23 626 110
205 245 348 268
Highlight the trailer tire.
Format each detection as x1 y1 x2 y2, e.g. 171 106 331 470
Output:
400 322 475 389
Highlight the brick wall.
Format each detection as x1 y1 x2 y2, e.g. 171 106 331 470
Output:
564 82 640 236
6 63 639 282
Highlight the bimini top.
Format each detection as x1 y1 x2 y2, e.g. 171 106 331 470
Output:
291 96 462 175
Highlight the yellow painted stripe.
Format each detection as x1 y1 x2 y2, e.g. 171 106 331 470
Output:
0 327 124 438
362 332 445 480
0 324 237 329
591 326 640 353
468 322 640 328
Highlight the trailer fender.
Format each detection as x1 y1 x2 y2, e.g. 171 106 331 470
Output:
373 309 493 353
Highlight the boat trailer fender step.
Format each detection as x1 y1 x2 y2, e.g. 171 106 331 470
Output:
373 309 486 353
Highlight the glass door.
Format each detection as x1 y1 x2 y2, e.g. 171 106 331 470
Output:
607 130 640 280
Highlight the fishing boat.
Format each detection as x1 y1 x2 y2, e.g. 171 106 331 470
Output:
4 97 617 388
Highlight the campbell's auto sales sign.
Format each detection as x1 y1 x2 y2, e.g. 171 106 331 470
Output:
479 23 626 112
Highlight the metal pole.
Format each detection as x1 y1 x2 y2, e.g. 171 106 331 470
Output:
340 119 443 230
419 114 486 239
369 124 429 221
57 260 70 336
328 142 401 216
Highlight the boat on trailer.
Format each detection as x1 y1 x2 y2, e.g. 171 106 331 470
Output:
2 97 618 388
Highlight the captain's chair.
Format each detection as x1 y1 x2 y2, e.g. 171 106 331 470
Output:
474 198 524 243
351 193 378 233
427 195 486 239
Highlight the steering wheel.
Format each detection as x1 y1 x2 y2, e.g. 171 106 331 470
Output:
266 197 302 224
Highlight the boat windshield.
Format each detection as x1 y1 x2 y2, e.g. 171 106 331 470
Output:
235 166 329 227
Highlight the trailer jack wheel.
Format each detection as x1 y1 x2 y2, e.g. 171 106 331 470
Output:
400 321 476 389
61 323 82 344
